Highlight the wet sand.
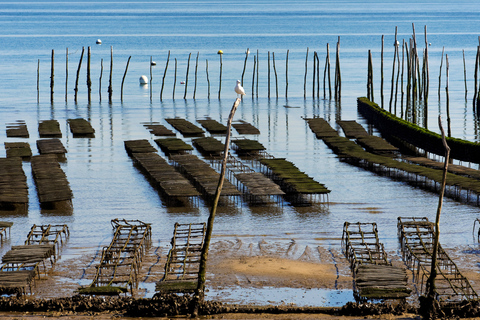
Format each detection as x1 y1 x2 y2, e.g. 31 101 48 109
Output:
2 235 480 319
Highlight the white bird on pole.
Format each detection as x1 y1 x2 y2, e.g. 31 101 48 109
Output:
235 80 246 98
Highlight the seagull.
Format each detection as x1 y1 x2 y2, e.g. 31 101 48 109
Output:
235 80 246 98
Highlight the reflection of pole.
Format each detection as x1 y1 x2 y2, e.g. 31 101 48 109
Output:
197 98 241 299
426 115 450 317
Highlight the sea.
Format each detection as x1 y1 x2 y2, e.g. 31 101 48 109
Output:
0 0 480 307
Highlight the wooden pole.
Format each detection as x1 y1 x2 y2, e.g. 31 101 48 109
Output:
120 56 131 102
160 50 170 101
474 46 479 108
395 38 401 115
173 58 177 100
108 46 113 103
50 49 54 103
273 52 278 98
75 47 85 103
256 49 259 97
463 50 468 102
65 48 68 102
425 115 450 319
87 46 91 104
439 46 445 102
197 97 241 299
389 28 397 112
335 38 341 101
323 52 327 99
206 59 210 99
286 50 289 98
327 43 331 100
252 55 256 98
424 25 429 104
405 41 410 115
267 51 271 98
316 52 320 99
304 47 309 99
99 59 103 102
446 54 451 137
381 35 384 108
218 53 223 100
401 40 405 117
150 56 153 103
367 51 371 100
241 48 249 87
193 52 199 99
37 59 40 103
184 52 191 100
312 51 316 98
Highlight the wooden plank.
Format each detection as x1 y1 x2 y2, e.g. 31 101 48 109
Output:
6 121 29 138
67 118 95 137
38 120 62 138
4 142 31 159
232 120 260 135
37 139 67 155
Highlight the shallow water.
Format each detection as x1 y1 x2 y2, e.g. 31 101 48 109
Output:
1 0 480 305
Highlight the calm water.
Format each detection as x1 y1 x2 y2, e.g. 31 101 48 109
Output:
1 0 480 305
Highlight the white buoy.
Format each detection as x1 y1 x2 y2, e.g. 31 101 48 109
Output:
151 61 156 66
139 75 148 85
96 39 102 45
394 40 399 46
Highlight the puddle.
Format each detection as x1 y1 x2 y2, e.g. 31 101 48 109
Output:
206 287 354 307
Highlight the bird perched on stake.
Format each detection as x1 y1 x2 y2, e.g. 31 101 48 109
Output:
235 80 246 98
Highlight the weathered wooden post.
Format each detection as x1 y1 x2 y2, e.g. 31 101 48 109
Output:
108 46 113 103
241 48 249 87
65 48 68 102
75 47 85 103
160 50 170 101
196 97 241 305
424 115 450 320
381 35 384 108
37 59 40 103
401 40 405 116
173 58 177 100
256 50 259 97
50 49 54 103
120 56 131 102
439 46 445 102
327 43 331 99
474 46 479 108
389 29 398 112
87 46 91 103
193 52 199 99
316 52 320 99
218 50 223 100
273 52 278 98
335 38 341 101
267 51 271 98
463 50 467 102
286 50 289 98
446 54 451 137
150 56 153 102
252 55 256 98
99 59 103 102
312 51 316 98
394 38 401 115
184 52 191 100
206 59 210 99
304 47 309 99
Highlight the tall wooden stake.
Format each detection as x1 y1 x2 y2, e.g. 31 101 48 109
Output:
184 52 191 100
267 51 271 98
304 47 309 99
75 47 85 103
206 59 210 99
241 48 249 87
99 59 103 102
87 46 91 104
197 98 241 301
286 50 289 98
193 52 199 99
50 49 54 103
160 50 170 101
218 53 223 100
273 52 278 98
108 46 113 104
120 56 131 102
173 58 177 100
381 35 384 108
65 48 68 102
425 115 450 319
